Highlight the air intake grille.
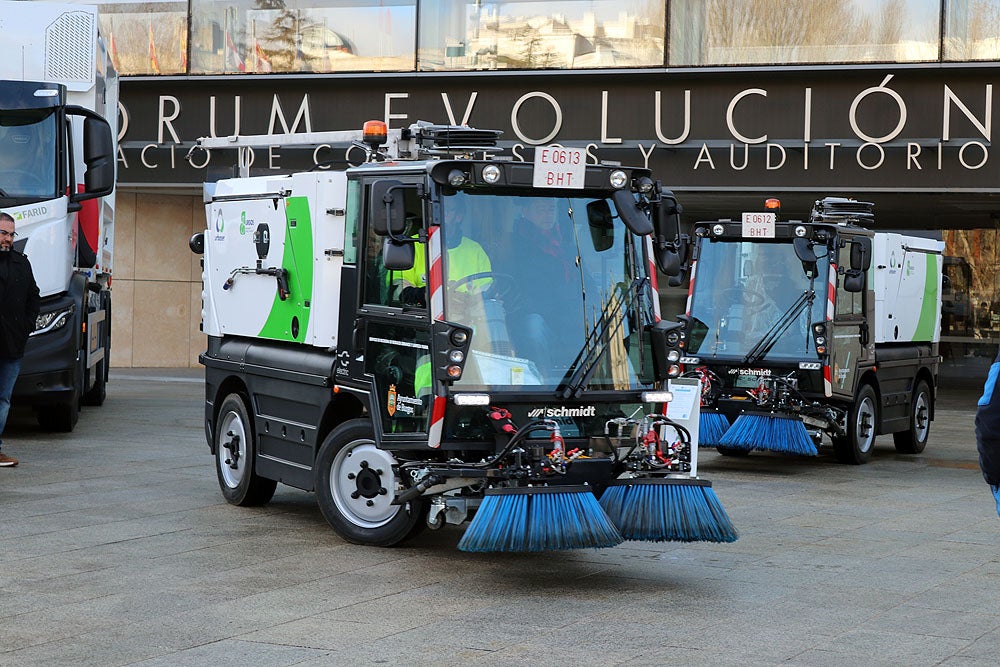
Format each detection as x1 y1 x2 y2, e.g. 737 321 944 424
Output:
44 11 95 85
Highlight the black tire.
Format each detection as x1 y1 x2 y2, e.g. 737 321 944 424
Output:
314 418 423 547
215 393 277 506
716 446 751 457
832 383 878 465
893 379 931 454
82 357 107 406
37 356 83 432
82 297 111 407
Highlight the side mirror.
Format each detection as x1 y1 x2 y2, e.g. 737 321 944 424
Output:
586 200 614 252
611 189 654 236
371 180 407 236
383 238 415 271
189 232 204 255
843 269 865 293
850 237 872 271
793 237 818 277
68 115 115 201
657 248 681 276
651 189 686 276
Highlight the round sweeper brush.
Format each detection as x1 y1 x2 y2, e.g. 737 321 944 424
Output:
599 477 739 543
458 484 624 553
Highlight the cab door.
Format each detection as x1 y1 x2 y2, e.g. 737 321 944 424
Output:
829 241 871 399
353 176 434 440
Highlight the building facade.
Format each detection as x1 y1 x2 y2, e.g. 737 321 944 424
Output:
41 0 1000 378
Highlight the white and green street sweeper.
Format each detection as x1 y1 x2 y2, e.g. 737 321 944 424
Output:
189 120 737 551
682 197 942 464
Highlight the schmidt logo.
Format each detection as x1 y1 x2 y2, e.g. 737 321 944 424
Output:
527 406 597 418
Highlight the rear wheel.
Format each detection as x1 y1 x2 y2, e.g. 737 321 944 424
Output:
893 380 931 454
82 296 110 407
315 419 423 546
832 383 878 465
716 446 751 457
215 393 276 506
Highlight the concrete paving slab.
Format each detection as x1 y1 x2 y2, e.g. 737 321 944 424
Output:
0 374 997 666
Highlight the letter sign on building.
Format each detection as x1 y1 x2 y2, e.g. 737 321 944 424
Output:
533 146 585 189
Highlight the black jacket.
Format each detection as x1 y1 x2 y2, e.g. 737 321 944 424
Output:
0 250 40 359
975 349 1000 486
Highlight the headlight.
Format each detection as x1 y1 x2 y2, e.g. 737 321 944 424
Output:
666 331 681 346
453 393 491 406
794 225 808 237
448 349 465 363
447 169 467 186
481 164 501 184
609 170 628 189
712 224 725 236
667 349 681 363
642 390 674 403
33 308 72 335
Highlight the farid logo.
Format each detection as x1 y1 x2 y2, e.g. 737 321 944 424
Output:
12 205 48 220
527 406 597 418
214 209 224 233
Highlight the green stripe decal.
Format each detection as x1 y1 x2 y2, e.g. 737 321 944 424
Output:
258 196 313 341
913 253 938 341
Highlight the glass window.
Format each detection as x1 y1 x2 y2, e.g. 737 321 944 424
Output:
944 1 1000 61
418 1 664 71
59 0 189 75
669 0 940 66
190 0 415 74
835 246 864 317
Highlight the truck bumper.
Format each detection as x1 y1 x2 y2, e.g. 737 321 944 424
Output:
13 293 80 408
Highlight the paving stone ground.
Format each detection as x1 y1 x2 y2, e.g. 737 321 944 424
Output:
0 370 996 666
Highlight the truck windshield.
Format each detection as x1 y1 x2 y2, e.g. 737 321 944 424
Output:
687 240 829 361
0 110 58 201
440 190 657 392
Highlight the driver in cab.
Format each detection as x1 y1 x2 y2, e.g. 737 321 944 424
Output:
389 196 492 307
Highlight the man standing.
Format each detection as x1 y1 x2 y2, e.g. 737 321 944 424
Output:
0 212 40 467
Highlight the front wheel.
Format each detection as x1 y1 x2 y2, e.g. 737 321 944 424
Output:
314 419 423 547
832 383 878 465
215 393 276 506
893 380 931 454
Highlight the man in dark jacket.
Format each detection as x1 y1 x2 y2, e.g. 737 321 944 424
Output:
975 348 1000 516
0 211 40 467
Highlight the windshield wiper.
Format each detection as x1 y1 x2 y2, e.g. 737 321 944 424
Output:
742 290 815 366
556 277 646 399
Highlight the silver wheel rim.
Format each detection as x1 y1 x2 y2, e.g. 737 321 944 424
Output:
330 440 401 529
855 395 876 454
913 390 930 442
217 409 248 489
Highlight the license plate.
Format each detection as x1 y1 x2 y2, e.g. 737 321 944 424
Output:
741 212 775 238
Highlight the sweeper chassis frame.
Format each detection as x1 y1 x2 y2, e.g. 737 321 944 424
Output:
395 415 698 531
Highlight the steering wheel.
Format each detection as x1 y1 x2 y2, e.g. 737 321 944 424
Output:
0 169 49 195
721 287 767 309
450 271 517 300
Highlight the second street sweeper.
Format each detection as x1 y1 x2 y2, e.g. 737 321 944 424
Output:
188 120 737 552
682 197 942 464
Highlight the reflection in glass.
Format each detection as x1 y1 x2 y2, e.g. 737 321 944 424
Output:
686 241 828 362
670 0 939 66
0 111 58 201
944 0 1000 61
418 1 664 71
441 191 658 392
68 0 189 75
190 0 415 74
